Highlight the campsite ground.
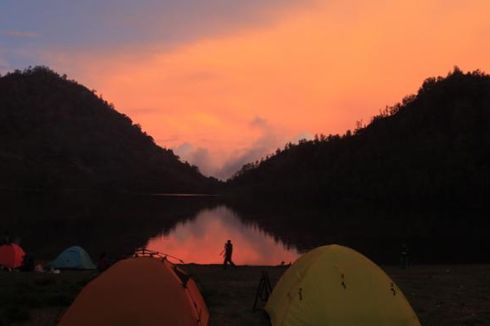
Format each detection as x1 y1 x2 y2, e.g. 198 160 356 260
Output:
0 264 489 325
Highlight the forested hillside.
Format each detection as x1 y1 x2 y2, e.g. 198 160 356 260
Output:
228 68 490 206
0 67 218 192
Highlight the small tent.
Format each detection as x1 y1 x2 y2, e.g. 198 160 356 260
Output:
59 256 209 326
0 243 25 269
266 245 420 326
49 246 96 270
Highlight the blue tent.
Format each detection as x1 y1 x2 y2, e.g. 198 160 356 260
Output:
49 246 96 269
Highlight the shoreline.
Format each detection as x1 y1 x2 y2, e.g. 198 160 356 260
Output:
1 264 489 325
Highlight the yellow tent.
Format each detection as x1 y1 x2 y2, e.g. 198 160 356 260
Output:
265 245 420 326
59 256 209 326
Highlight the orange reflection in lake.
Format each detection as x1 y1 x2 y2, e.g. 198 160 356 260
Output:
146 206 299 265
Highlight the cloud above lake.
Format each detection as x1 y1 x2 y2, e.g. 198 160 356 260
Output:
216 117 281 180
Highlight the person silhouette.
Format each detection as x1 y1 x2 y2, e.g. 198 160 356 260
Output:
222 240 236 269
400 243 409 269
97 252 110 272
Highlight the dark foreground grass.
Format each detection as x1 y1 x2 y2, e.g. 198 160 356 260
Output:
0 271 96 326
1 265 489 325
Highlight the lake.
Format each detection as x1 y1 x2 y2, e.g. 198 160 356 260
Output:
146 205 299 265
1 192 488 265
1 193 302 265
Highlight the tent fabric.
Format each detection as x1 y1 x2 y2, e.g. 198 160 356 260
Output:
265 245 420 326
0 243 25 269
49 246 96 270
59 256 209 326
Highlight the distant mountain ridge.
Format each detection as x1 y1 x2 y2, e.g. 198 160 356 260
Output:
0 66 218 192
227 68 490 206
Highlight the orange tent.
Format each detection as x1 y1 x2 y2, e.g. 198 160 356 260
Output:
0 243 25 269
59 256 209 326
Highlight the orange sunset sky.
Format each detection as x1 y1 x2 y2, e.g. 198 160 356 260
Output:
2 0 490 178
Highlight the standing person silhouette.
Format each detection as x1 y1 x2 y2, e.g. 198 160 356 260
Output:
222 240 236 269
400 243 409 269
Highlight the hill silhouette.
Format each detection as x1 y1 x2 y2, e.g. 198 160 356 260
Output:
228 68 490 207
0 66 218 193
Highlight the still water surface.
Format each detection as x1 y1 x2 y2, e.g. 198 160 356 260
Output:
2 193 486 264
146 206 299 265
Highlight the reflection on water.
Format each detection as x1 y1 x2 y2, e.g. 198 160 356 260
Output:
146 206 299 265
3 192 488 264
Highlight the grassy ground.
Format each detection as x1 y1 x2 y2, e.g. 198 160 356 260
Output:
0 270 95 326
1 265 489 325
